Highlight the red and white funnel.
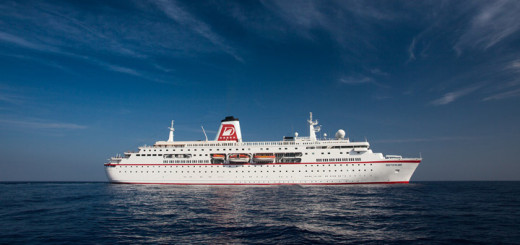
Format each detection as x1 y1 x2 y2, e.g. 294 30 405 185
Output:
215 116 242 142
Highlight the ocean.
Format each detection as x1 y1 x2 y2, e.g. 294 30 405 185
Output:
1 182 519 244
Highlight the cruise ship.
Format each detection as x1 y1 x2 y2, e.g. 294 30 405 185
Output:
104 113 421 185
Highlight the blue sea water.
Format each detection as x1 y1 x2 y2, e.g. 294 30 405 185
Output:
1 182 519 244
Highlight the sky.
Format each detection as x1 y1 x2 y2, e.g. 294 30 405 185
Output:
1 0 519 181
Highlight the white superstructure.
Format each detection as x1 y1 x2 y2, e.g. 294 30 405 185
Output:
105 113 421 185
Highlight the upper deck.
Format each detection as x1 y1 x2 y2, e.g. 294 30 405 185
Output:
109 113 420 164
151 138 369 149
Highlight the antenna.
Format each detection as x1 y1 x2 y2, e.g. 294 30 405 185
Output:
201 126 208 141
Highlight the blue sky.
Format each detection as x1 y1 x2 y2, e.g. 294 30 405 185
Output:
1 0 519 181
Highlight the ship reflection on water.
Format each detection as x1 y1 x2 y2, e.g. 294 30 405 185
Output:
102 183 424 244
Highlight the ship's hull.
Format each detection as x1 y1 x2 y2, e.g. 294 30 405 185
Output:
105 160 419 185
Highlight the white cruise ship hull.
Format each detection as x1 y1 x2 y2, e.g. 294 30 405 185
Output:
105 160 419 185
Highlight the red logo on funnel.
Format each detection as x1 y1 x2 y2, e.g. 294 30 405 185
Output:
218 124 237 141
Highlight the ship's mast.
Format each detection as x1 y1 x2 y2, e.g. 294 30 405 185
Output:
308 112 320 141
167 120 175 142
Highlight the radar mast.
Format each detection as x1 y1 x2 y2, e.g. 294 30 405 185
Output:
167 120 175 142
308 112 320 141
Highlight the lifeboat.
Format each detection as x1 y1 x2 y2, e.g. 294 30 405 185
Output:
211 154 226 160
253 153 275 163
228 154 250 163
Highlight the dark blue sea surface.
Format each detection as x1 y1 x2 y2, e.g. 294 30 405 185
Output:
1 182 519 244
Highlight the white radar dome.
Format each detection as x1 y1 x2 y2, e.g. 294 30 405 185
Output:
335 129 346 139
295 132 299 137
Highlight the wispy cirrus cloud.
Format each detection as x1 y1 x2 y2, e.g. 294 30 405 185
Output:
483 88 520 101
2 54 73 74
0 31 61 53
0 119 87 129
405 0 520 64
152 0 243 62
0 0 226 84
339 75 387 88
339 76 374 85
454 0 520 54
407 37 416 62
228 0 403 58
0 85 29 105
369 68 389 76
104 65 141 77
0 92 26 105
430 85 483 106
0 30 171 83
97 61 174 84
506 60 520 72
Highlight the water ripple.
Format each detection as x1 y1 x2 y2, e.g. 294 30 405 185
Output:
0 182 519 244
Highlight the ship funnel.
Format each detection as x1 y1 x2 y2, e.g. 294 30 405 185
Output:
215 116 242 142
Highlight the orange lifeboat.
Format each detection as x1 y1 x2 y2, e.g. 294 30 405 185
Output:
228 154 250 163
211 154 226 160
253 153 275 163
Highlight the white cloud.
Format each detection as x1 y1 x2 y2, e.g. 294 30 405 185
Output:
483 88 520 101
105 64 141 77
430 85 482 105
339 76 374 85
152 0 243 62
0 92 25 105
0 31 169 83
408 38 416 61
370 68 389 76
454 0 520 53
507 60 520 72
0 119 87 129
257 0 396 52
0 1 216 84
0 31 61 53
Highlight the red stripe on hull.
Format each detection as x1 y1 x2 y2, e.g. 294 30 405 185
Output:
110 181 409 185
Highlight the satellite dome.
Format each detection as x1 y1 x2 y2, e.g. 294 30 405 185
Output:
335 129 346 139
295 132 299 137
